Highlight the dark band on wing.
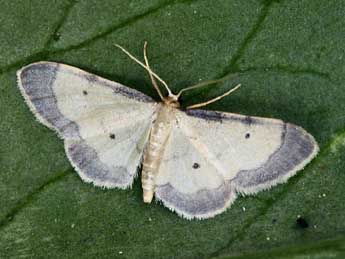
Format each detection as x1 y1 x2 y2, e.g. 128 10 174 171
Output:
233 123 317 192
155 182 236 219
71 69 155 103
186 109 261 125
186 109 223 122
19 62 79 138
75 67 154 103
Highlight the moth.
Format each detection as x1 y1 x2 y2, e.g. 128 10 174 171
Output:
17 43 319 219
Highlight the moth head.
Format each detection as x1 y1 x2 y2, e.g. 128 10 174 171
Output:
163 94 180 108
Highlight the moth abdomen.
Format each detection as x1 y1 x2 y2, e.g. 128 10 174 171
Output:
142 142 162 203
141 105 174 203
141 129 168 203
141 168 156 203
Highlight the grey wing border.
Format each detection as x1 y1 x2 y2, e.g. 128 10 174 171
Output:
17 62 67 138
155 181 237 220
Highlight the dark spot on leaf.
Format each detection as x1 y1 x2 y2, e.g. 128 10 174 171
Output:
245 133 250 139
53 32 61 41
109 133 115 139
83 90 88 95
272 218 277 224
193 163 200 169
296 217 309 229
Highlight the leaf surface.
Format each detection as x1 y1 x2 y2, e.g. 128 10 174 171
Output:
1 0 345 258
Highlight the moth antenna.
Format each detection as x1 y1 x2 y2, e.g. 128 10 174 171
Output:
143 42 165 101
186 83 241 109
114 43 172 97
176 78 226 98
176 72 239 99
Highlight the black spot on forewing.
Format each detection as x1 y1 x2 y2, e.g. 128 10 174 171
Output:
83 90 88 95
193 163 200 169
109 133 115 139
245 133 250 139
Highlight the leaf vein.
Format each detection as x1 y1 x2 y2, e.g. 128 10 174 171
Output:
233 65 331 80
220 0 276 77
0 169 71 231
48 0 200 54
43 0 78 49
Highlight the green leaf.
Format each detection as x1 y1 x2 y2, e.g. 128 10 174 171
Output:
1 0 345 258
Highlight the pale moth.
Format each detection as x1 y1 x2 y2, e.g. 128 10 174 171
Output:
17 43 319 219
